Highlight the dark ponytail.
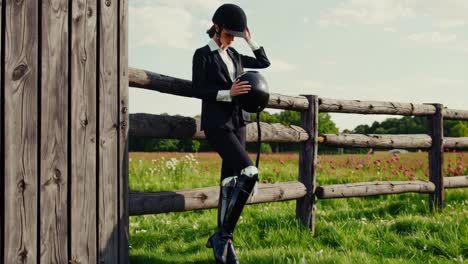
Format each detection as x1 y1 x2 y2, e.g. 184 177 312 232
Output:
206 24 222 38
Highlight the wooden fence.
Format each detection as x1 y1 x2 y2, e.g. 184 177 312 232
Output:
127 67 468 236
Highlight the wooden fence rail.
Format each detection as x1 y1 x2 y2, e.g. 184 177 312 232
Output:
316 176 468 199
129 182 307 215
129 113 468 149
128 176 467 215
129 113 309 142
129 67 468 120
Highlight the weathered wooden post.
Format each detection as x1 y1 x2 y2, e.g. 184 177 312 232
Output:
296 95 319 234
1 0 129 263
425 103 444 211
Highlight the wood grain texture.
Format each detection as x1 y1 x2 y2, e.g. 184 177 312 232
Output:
99 0 119 262
129 113 309 143
444 137 468 149
71 0 98 263
319 97 436 116
321 133 432 149
443 108 468 121
444 176 468 189
426 103 444 211
129 67 195 97
4 0 38 263
316 181 436 199
296 95 318 234
129 182 307 215
268 93 309 111
39 0 69 263
118 0 129 262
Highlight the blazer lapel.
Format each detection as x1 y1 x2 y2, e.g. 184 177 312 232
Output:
213 52 232 83
227 49 239 79
213 49 241 83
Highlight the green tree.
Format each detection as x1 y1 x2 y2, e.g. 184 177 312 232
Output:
318 112 339 134
450 122 468 137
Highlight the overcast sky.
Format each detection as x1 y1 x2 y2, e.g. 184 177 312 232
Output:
129 0 468 132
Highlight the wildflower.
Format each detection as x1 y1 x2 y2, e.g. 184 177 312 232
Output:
449 168 456 175
135 229 147 234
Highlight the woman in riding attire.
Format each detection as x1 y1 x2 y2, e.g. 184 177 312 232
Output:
191 3 270 264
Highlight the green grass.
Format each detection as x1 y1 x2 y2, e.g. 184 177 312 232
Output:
128 152 468 263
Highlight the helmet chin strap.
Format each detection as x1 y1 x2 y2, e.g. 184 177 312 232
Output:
255 111 261 168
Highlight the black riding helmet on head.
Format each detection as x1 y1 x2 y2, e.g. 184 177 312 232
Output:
212 3 248 39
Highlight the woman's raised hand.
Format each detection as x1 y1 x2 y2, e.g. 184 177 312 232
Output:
230 79 251 97
244 26 252 41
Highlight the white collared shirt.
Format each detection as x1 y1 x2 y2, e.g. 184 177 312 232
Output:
208 38 261 102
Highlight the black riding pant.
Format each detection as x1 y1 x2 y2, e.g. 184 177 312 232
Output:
204 126 253 182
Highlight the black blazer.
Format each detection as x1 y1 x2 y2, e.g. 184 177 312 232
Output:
192 44 271 131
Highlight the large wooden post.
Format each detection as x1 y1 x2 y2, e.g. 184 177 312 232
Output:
1 0 129 263
425 103 444 211
296 95 319 234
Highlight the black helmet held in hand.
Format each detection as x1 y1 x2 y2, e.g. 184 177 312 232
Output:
235 71 270 113
212 3 248 38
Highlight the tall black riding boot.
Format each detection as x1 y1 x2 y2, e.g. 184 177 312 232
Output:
222 165 259 236
219 178 240 264
221 165 259 263
206 176 238 263
207 165 258 263
220 176 241 264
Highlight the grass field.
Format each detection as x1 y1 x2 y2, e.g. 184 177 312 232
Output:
128 151 467 263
